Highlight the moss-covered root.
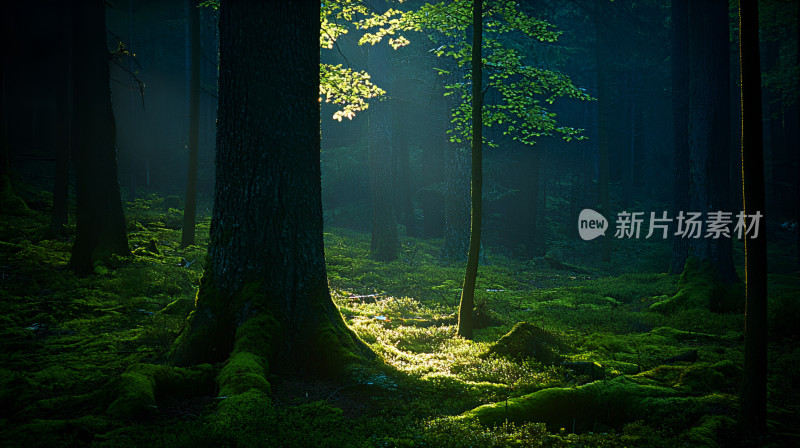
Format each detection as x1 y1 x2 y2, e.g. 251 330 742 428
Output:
650 257 743 314
456 376 675 432
106 363 215 419
217 313 277 397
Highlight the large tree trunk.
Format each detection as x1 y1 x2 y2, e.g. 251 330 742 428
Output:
368 39 400 261
737 0 768 440
671 0 690 274
457 0 483 340
169 1 371 386
68 0 130 274
684 0 739 310
181 0 201 248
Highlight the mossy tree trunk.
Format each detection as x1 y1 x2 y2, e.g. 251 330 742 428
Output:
69 0 130 274
368 35 400 262
457 0 483 340
181 0 201 249
169 0 371 384
670 0 689 275
684 0 739 309
737 0 768 440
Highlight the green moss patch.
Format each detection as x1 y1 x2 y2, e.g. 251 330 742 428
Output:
483 322 568 365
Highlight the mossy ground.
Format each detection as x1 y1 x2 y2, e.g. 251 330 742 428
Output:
0 193 798 447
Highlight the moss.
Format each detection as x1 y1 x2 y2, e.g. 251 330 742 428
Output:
106 363 215 419
649 326 717 341
315 318 372 378
683 415 736 448
458 376 676 431
217 313 278 397
0 177 33 216
635 363 730 394
650 258 743 314
218 352 270 396
483 322 566 365
678 365 725 394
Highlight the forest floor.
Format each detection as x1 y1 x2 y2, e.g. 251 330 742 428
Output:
0 193 798 447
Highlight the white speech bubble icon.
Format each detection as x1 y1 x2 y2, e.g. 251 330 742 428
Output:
578 209 608 241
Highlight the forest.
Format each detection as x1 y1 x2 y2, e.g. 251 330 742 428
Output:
0 0 798 446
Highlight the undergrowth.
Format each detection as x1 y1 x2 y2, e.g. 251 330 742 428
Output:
0 194 797 447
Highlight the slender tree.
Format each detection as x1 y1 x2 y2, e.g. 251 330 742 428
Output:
181 0 201 248
738 0 768 440
457 0 483 340
69 0 130 274
169 0 371 382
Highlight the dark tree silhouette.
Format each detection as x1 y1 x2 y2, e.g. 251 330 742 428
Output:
737 0 768 440
683 0 739 310
169 0 371 383
68 0 130 274
48 0 71 239
670 0 689 275
181 0 201 249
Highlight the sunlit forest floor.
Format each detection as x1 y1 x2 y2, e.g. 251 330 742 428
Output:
1 191 798 447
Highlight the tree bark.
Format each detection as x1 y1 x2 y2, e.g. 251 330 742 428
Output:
671 0 690 274
737 0 768 440
457 0 483 340
68 0 130 274
181 0 201 248
169 0 371 382
685 0 739 307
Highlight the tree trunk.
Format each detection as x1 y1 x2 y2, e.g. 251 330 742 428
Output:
796 2 800 267
181 0 201 249
368 40 399 261
671 0 690 275
457 0 482 340
169 1 371 385
68 0 130 274
685 0 739 309
595 12 612 262
737 0 768 440
49 0 71 238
